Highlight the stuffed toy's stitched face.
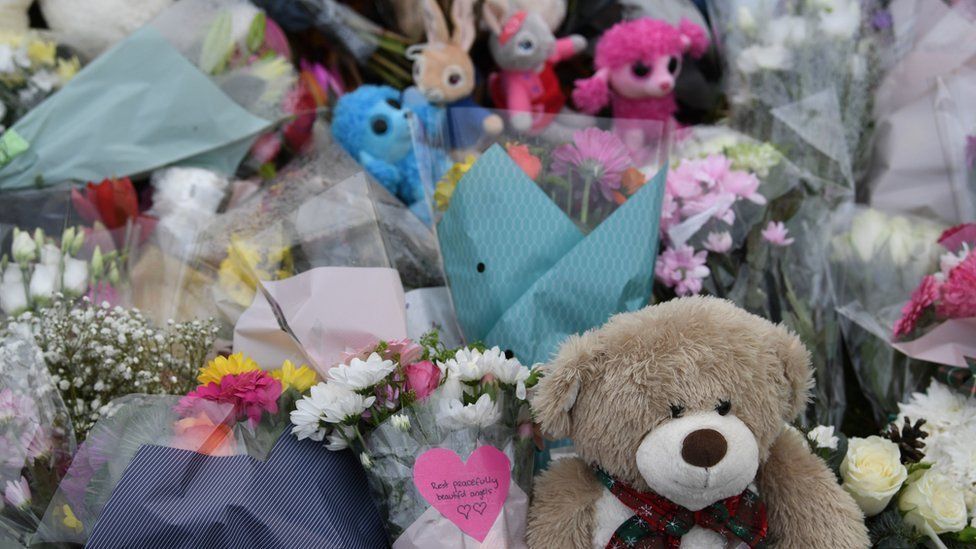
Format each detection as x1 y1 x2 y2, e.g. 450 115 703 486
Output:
484 6 556 72
609 55 681 99
333 85 413 164
531 296 811 510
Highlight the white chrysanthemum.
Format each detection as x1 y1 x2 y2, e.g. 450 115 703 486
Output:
390 414 411 432
807 425 839 450
897 382 976 438
487 353 531 400
437 394 501 430
328 352 395 391
290 393 329 442
325 432 348 451
292 382 375 437
441 347 488 382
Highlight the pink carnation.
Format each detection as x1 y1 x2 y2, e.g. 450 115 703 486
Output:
177 371 282 425
893 274 941 338
655 245 710 296
936 251 976 320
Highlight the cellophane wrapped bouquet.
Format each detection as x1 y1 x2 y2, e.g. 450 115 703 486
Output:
0 31 81 134
655 126 848 426
803 379 976 546
291 334 538 547
709 0 893 188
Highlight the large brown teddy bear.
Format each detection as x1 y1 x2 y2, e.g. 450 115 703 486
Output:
527 297 869 548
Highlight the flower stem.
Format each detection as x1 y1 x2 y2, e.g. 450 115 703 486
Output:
581 175 593 226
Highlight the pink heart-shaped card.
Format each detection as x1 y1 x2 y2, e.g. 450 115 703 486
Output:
412 446 511 542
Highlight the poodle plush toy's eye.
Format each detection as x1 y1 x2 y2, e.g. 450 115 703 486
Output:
631 61 651 78
667 56 681 75
716 400 732 416
669 404 684 419
518 38 535 52
385 98 402 110
370 116 389 135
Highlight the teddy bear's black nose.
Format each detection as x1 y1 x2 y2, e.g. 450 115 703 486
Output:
681 428 727 468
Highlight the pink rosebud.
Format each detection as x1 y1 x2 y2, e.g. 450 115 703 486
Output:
517 422 534 440
404 361 441 401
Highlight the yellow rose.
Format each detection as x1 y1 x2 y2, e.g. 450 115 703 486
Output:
899 470 968 535
840 436 908 516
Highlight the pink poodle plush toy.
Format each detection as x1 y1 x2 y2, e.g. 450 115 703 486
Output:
573 18 709 148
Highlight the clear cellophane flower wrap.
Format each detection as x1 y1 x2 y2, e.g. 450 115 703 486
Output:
934 72 976 223
662 125 850 426
827 204 948 425
356 392 534 547
128 134 447 336
708 0 894 190
0 326 74 547
0 29 82 132
411 107 671 232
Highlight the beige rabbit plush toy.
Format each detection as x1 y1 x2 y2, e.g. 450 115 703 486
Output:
405 0 502 151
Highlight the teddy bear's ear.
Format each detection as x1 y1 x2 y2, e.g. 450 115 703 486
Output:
530 332 600 439
773 326 814 421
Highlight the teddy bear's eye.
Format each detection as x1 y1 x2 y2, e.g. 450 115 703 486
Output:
667 57 680 75
631 61 651 78
716 400 731 416
370 116 389 135
669 404 684 418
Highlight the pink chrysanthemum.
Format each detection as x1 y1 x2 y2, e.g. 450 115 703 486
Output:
893 274 941 338
655 245 710 296
762 221 795 247
936 251 976 319
552 128 632 201
177 371 282 425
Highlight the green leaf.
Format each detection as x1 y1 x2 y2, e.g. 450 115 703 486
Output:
906 462 932 475
246 12 267 53
199 11 234 75
953 526 976 543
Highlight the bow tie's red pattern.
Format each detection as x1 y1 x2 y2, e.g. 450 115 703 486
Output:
592 467 768 549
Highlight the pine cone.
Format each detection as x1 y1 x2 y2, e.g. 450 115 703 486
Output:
884 417 927 464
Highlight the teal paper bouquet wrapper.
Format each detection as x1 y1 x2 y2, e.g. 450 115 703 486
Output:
437 144 666 367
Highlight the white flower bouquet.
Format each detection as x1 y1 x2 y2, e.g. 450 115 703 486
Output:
291 333 538 547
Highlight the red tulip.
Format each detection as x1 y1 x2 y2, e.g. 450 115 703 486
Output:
71 177 156 249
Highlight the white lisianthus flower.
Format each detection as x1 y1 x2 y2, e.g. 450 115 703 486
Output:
737 45 791 74
61 256 89 298
390 414 411 432
11 229 36 264
328 352 395 391
28 263 60 302
899 470 969 535
38 243 61 265
0 264 28 315
442 347 488 382
807 425 839 450
840 436 908 516
438 394 501 430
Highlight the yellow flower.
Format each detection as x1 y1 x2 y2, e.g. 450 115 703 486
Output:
434 156 476 211
271 360 317 393
62 504 83 532
27 39 57 66
217 235 294 307
56 57 81 82
198 353 260 386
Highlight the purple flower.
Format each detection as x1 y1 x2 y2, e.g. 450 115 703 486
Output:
871 9 893 30
762 221 795 247
966 135 976 170
655 245 710 296
552 128 632 201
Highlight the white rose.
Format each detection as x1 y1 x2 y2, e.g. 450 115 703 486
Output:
807 425 839 450
899 470 968 535
61 256 89 298
0 264 28 315
840 436 908 516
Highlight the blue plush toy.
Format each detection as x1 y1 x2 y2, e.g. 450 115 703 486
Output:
332 85 434 224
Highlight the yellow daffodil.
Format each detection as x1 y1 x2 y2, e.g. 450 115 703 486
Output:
56 56 81 82
197 353 260 386
434 155 476 211
27 39 57 66
271 360 317 393
62 504 83 533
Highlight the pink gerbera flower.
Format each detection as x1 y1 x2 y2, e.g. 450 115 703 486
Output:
893 274 941 338
552 128 632 201
655 245 710 296
177 371 282 425
936 251 976 319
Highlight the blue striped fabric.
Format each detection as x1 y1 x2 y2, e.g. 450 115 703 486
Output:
87 429 388 548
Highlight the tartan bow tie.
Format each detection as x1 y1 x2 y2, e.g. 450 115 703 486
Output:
592 467 768 549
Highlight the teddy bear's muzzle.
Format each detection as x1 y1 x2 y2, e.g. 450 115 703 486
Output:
681 428 727 468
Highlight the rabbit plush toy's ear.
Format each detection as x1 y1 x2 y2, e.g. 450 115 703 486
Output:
481 0 508 36
450 0 477 51
420 0 451 44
